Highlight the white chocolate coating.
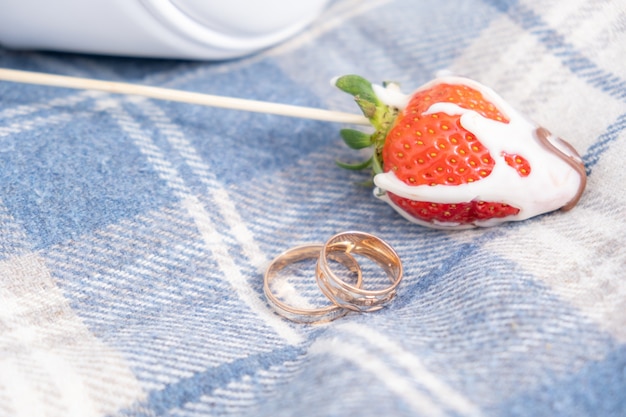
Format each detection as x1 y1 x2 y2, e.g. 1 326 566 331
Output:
372 76 585 229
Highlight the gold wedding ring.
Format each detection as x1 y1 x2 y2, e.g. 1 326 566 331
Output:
263 244 362 324
317 231 403 312
263 232 403 323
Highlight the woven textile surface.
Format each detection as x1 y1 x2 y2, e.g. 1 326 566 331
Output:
1 0 625 416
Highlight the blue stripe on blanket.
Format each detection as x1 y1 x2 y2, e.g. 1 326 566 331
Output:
584 112 626 174
484 0 626 101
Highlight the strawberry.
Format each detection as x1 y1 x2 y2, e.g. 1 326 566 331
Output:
335 74 586 229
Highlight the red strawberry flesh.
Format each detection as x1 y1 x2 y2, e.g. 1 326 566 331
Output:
382 83 527 224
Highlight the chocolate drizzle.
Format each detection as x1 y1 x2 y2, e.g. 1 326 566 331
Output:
535 127 587 211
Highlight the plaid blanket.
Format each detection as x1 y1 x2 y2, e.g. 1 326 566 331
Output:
1 0 624 416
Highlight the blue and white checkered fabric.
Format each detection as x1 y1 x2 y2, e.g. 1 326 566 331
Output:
1 0 625 416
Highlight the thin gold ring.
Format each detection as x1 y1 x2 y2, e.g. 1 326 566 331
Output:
317 231 402 312
264 244 362 323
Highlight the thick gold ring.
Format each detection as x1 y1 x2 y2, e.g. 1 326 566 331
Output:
317 231 402 312
263 244 362 324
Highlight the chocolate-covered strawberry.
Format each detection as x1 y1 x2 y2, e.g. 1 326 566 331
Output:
335 74 586 229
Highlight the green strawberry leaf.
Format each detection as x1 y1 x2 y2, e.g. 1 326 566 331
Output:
335 74 401 178
334 75 381 119
340 129 373 150
335 156 373 171
334 75 380 106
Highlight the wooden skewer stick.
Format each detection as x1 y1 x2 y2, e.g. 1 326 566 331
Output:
0 68 370 125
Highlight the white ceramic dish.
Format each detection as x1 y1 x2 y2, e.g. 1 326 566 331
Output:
0 0 331 59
